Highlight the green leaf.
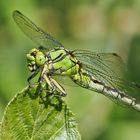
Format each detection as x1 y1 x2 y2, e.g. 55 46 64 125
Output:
0 86 81 140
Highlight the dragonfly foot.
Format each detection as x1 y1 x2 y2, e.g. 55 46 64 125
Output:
60 92 67 97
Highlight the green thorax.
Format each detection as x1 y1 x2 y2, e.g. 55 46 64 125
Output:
47 48 79 76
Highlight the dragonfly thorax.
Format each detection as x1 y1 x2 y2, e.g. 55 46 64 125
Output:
26 48 46 72
46 48 79 76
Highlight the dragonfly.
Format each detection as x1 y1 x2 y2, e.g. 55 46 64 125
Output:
13 10 140 112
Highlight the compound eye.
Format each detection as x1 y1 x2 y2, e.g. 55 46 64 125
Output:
36 52 45 66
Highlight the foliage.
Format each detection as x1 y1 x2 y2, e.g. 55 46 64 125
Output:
1 1 140 139
0 85 81 140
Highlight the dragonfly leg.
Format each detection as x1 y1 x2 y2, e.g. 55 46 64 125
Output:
51 78 67 97
43 74 54 90
43 74 67 97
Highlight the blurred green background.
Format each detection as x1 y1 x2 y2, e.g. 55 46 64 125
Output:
0 0 140 140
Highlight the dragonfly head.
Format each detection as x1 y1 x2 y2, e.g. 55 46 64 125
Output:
26 48 46 72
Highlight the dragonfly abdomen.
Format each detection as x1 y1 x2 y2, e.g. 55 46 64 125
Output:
71 72 140 112
102 86 140 111
89 78 140 112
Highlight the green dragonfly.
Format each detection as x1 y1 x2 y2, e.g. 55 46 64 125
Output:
13 10 140 112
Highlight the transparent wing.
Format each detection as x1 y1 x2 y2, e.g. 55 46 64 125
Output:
13 10 64 50
73 50 140 100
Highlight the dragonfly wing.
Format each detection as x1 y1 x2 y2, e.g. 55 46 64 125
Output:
72 50 140 100
13 10 64 50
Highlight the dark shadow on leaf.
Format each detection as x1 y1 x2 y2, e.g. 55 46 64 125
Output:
27 83 63 111
41 95 63 111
